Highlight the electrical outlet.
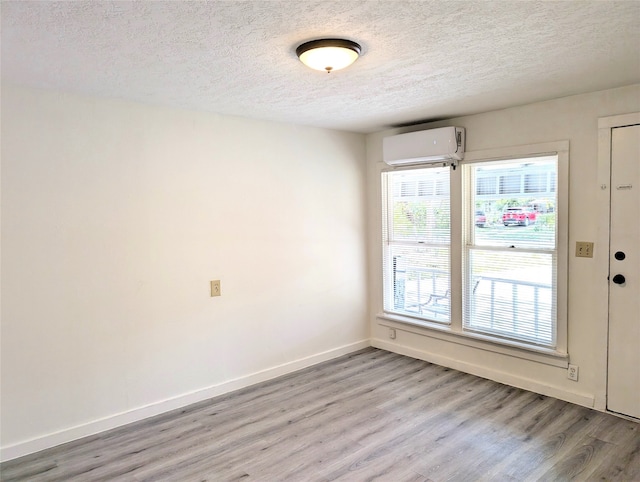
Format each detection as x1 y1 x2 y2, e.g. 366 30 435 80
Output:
210 280 221 297
389 328 396 340
568 364 579 381
575 241 594 258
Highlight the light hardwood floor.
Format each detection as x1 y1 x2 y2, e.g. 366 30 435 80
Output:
1 348 639 481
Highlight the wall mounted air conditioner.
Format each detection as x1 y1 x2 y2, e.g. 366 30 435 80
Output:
383 126 465 166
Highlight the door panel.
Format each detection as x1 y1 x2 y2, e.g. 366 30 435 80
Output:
607 124 640 418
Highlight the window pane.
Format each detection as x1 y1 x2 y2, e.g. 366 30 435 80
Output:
472 157 557 249
388 245 450 323
465 249 555 346
389 168 450 244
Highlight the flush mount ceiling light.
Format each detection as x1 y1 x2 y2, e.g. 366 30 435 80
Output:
296 38 361 73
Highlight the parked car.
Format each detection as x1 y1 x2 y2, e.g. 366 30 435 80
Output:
475 210 487 228
503 207 536 226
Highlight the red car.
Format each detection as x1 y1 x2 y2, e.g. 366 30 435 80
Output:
503 207 536 226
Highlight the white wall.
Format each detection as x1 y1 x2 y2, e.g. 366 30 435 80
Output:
0 85 369 459
367 84 640 409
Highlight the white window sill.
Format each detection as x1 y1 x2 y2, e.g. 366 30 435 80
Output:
377 312 569 368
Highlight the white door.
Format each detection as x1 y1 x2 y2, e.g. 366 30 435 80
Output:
607 123 640 419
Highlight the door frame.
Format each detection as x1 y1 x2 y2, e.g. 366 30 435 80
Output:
595 112 640 413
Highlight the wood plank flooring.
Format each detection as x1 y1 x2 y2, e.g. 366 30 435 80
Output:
2 348 639 481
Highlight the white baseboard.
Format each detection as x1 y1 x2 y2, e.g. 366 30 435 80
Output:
0 340 371 462
372 338 595 408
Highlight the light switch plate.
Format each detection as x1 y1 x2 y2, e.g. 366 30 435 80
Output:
575 242 594 258
210 280 221 297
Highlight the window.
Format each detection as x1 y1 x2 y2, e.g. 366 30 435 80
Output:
400 180 417 197
476 176 496 195
499 174 521 194
381 143 568 356
418 179 434 196
524 172 547 193
465 157 557 346
382 167 451 323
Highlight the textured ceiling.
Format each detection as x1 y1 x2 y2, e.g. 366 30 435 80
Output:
2 0 639 133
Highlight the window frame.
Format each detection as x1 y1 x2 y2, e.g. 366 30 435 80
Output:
378 141 569 367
